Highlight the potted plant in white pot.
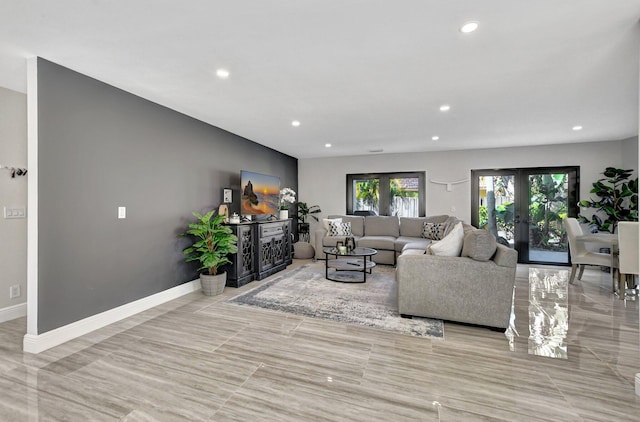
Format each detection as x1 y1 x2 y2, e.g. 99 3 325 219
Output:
181 210 238 296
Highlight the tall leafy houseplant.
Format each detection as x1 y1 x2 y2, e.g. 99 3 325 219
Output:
295 201 321 242
529 174 568 251
181 210 238 295
578 167 638 233
296 201 321 224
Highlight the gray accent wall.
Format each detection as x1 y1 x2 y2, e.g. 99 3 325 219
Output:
37 58 297 333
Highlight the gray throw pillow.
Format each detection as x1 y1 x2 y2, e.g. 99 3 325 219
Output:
461 229 497 261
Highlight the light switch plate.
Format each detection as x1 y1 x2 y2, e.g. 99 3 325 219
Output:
3 206 26 219
223 188 233 203
118 206 126 219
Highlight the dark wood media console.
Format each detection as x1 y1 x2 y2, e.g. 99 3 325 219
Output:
224 219 292 288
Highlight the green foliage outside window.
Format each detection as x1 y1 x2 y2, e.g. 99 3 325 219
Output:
478 203 514 241
355 179 379 209
528 174 568 251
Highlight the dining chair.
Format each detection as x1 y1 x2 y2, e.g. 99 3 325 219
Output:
564 217 616 284
617 221 639 298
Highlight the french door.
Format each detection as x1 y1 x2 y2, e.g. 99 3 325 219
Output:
471 167 579 265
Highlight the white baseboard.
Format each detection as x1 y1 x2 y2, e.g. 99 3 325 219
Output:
23 279 200 354
0 302 27 323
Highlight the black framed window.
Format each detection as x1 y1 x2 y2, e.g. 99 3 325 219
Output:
346 171 426 216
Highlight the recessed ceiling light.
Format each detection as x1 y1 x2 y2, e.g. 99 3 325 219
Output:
216 69 230 79
439 104 451 112
572 125 583 131
325 143 332 148
291 120 301 127
432 136 440 141
460 21 479 33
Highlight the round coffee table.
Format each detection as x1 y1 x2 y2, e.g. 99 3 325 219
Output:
323 246 377 283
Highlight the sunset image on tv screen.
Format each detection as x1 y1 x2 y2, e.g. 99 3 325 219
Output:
240 171 280 215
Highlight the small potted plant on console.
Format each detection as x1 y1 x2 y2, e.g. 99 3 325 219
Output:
181 210 238 296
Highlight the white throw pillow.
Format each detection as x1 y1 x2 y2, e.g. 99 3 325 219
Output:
322 217 342 232
428 222 464 257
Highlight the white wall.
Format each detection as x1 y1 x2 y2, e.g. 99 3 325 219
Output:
622 136 639 177
299 138 639 242
0 87 27 316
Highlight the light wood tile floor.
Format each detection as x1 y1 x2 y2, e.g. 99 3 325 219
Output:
0 260 638 421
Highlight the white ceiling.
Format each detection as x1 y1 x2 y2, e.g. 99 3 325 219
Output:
1 1 639 159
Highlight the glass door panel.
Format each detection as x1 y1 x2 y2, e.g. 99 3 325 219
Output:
477 174 516 248
390 177 419 217
527 172 570 264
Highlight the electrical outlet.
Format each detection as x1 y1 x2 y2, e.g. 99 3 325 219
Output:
9 284 20 299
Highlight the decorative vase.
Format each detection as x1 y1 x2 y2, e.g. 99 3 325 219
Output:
279 209 289 220
200 272 226 296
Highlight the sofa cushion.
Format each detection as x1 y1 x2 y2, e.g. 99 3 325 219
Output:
328 221 352 236
364 216 399 237
428 222 464 256
461 229 498 262
422 222 446 240
402 249 426 255
322 217 342 231
328 215 365 237
399 217 424 237
396 236 430 252
358 235 396 251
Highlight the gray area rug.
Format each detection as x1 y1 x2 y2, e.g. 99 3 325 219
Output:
227 263 443 339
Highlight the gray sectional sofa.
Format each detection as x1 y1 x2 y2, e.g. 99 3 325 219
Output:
314 214 457 264
397 241 517 330
315 213 518 329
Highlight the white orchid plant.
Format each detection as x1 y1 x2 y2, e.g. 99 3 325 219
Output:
279 187 296 210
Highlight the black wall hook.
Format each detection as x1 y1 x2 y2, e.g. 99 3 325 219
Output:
1 165 28 178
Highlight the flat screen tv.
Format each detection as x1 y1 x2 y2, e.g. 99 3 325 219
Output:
240 170 280 216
